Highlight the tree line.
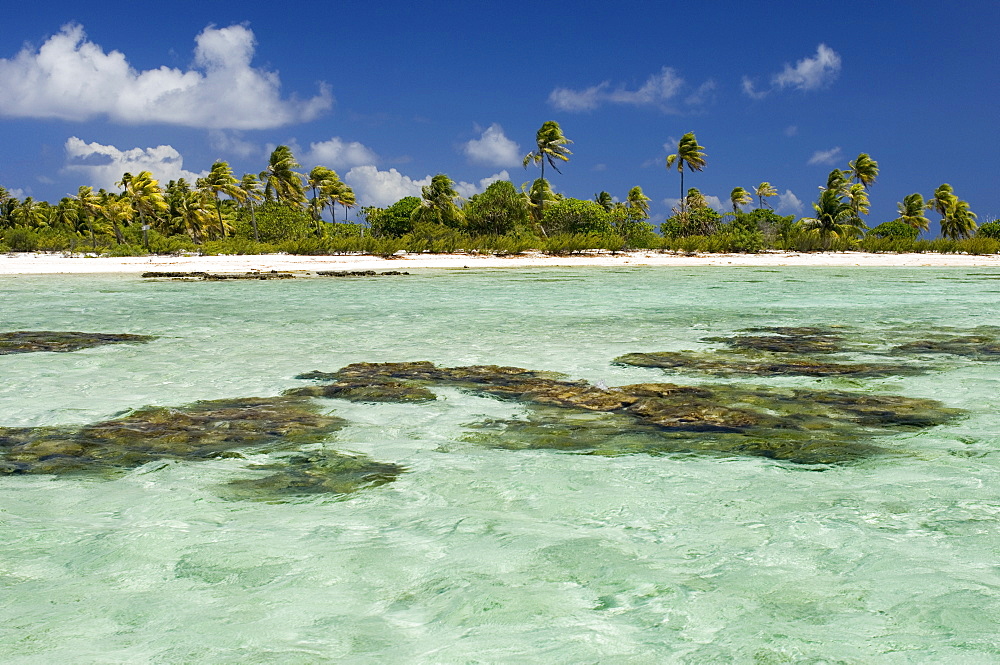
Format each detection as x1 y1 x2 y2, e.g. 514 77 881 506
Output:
0 123 996 256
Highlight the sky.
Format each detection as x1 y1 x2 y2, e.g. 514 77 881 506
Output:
1 0 997 233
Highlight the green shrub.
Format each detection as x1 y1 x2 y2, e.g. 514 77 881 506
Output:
868 220 919 240
4 228 39 252
976 221 1000 240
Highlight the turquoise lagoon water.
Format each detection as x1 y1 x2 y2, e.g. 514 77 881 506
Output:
2 266 1000 663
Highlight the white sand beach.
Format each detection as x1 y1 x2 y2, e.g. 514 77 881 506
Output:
1 250 999 275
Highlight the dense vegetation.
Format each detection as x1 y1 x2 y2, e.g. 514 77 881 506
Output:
0 124 995 256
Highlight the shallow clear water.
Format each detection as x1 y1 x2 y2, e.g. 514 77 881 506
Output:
2 266 1000 663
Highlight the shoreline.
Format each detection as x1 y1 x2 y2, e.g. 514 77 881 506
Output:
1 250 999 275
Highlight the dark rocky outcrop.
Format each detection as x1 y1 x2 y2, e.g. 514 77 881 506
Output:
0 331 155 355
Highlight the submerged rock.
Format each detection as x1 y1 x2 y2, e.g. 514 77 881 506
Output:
0 330 155 355
220 451 404 502
614 350 926 378
285 379 436 402
0 396 402 500
295 361 962 464
141 271 295 280
314 270 410 277
891 335 1000 360
705 327 845 354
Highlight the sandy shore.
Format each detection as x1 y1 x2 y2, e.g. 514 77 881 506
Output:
1 250 999 275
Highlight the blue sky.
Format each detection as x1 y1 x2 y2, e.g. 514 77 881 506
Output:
1 0 997 232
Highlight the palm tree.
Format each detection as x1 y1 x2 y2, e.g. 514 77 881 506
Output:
239 173 264 242
665 132 707 216
625 186 651 219
261 145 306 208
755 182 778 209
53 197 80 232
200 161 242 239
931 185 977 239
307 166 341 228
730 187 752 216
169 189 213 242
822 169 849 195
685 187 708 211
11 197 50 228
847 153 879 190
121 171 168 247
526 178 557 233
846 183 870 218
594 191 613 212
800 188 867 242
893 193 930 232
73 186 107 248
412 174 465 228
338 186 357 223
523 121 573 182
101 198 135 243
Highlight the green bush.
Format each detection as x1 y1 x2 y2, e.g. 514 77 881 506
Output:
868 220 919 240
4 228 39 252
976 221 1000 240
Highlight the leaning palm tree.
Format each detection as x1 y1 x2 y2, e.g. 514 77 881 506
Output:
594 191 613 212
121 171 168 247
665 132 707 216
523 121 573 182
730 187 752 216
845 183 870 218
822 169 849 195
931 185 977 239
800 188 867 243
200 161 243 239
893 193 930 232
525 178 557 234
307 166 340 227
625 186 651 219
412 174 465 228
847 153 879 190
261 145 306 208
338 186 357 223
239 173 264 242
171 189 214 243
755 182 778 209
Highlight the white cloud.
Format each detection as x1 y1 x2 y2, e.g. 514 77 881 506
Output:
0 23 331 129
5 187 27 199
684 80 717 106
301 137 379 169
774 44 842 91
807 147 842 166
63 137 206 190
742 44 842 98
549 67 703 112
344 166 509 208
741 76 768 100
463 124 520 167
784 125 799 137
208 130 259 159
453 171 510 199
776 189 804 215
345 166 428 208
662 193 727 213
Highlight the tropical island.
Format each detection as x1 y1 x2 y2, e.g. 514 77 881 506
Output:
1 123 996 263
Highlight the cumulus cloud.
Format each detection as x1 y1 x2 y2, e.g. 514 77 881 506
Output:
453 171 510 199
463 124 520 167
549 67 707 112
662 193 727 214
301 137 379 169
742 44 842 98
807 147 843 166
208 130 260 159
774 44 842 91
344 166 509 207
0 23 331 129
776 189 804 215
63 137 206 190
